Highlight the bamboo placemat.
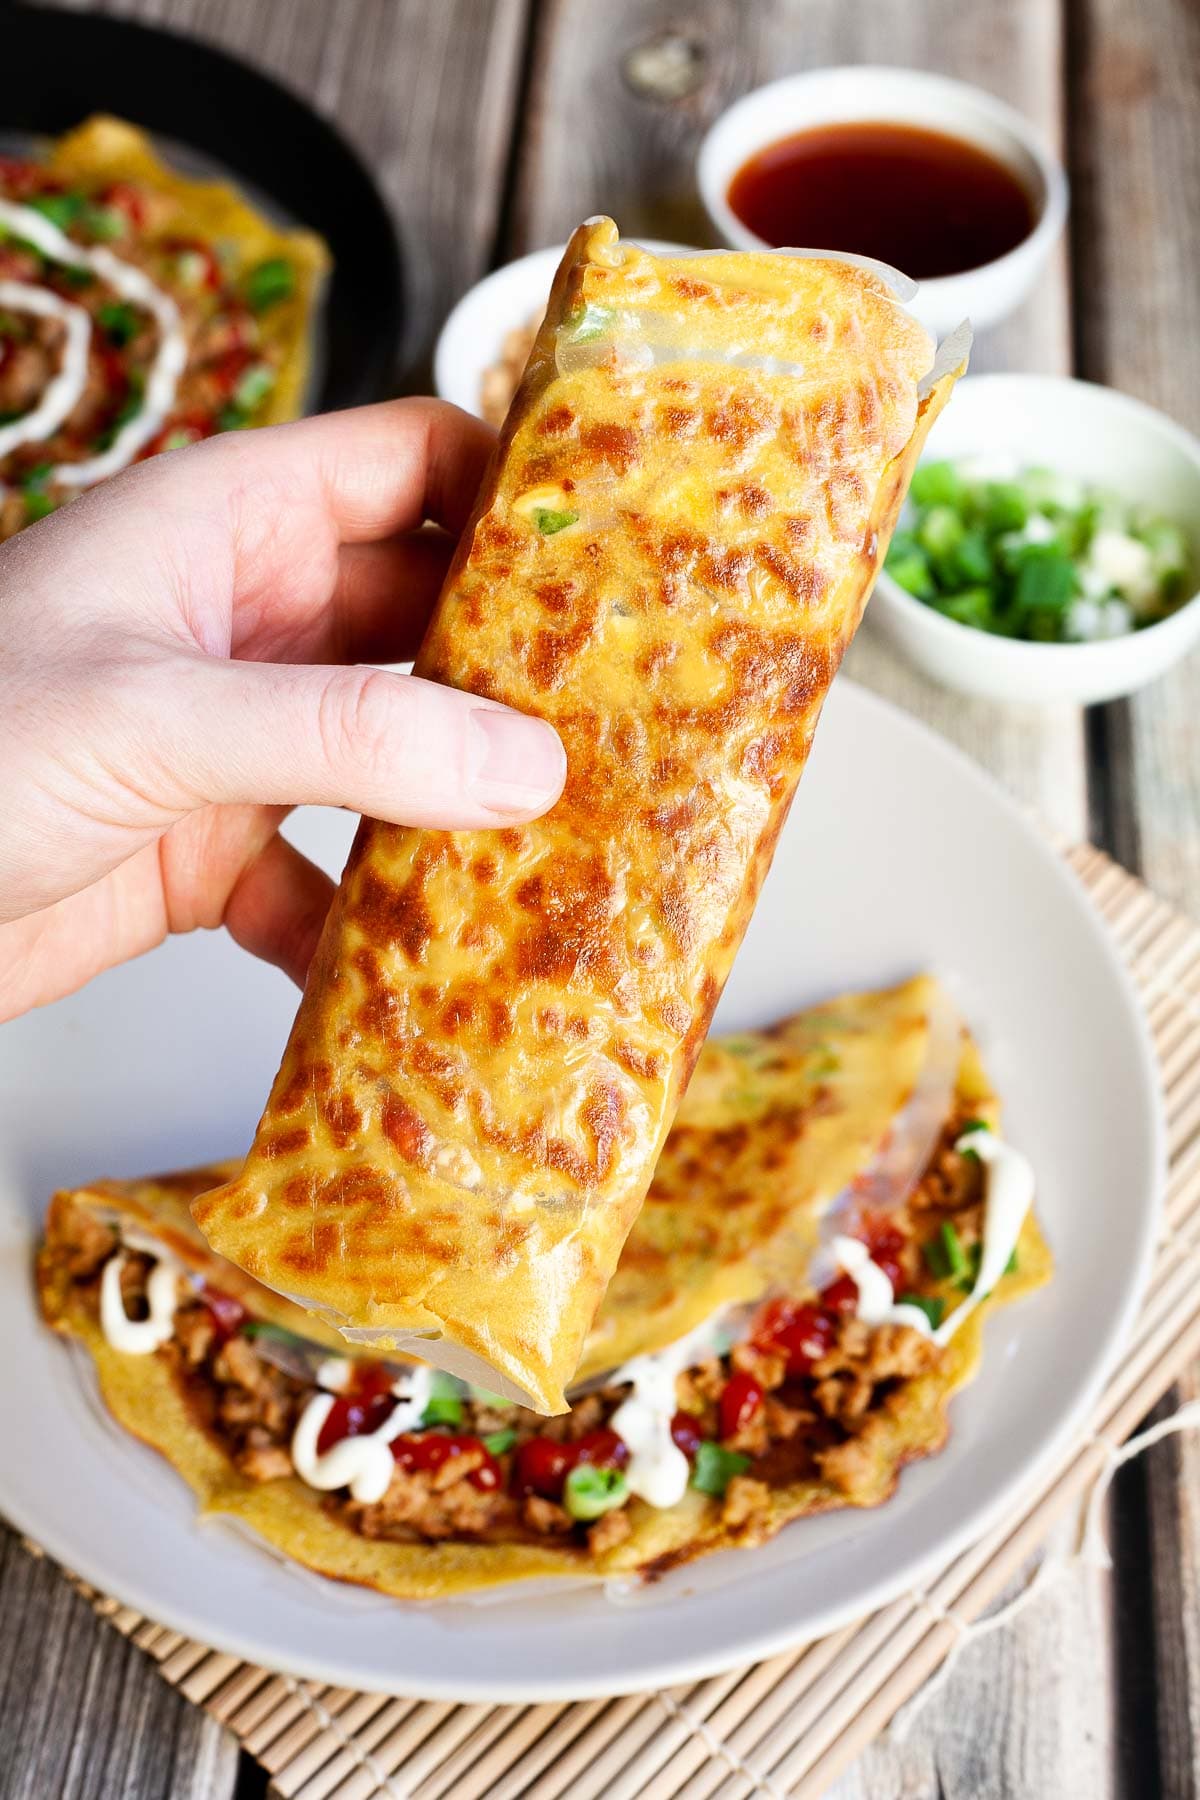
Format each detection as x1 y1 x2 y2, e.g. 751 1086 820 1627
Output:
21 842 1200 1800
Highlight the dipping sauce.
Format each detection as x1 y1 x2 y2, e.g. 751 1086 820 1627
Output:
727 122 1036 279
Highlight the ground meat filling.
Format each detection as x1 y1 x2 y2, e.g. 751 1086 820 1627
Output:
51 1114 992 1548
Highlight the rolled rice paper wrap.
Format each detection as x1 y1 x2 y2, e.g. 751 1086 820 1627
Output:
193 217 967 1413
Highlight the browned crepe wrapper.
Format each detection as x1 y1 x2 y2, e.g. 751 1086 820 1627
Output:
193 219 967 1413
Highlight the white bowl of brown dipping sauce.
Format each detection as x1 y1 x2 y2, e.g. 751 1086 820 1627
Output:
434 239 691 426
698 66 1068 337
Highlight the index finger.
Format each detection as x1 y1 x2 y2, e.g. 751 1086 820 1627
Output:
2 397 498 650
93 394 497 554
236 396 499 541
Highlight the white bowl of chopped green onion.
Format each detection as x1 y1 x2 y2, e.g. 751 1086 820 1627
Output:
871 375 1200 704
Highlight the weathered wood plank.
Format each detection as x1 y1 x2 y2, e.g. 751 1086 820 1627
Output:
1072 4 1200 1798
511 6 1106 1799
42 0 530 374
832 1522 1115 1800
1073 0 1200 912
0 1526 240 1800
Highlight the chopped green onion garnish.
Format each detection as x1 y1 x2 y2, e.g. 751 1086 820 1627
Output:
565 302 612 344
174 249 210 290
957 1121 992 1164
24 490 56 523
954 528 994 585
82 204 126 243
243 257 295 312
241 1321 312 1347
533 507 579 536
932 588 993 631
469 1385 510 1408
951 1241 1017 1292
909 460 964 509
421 1395 464 1429
887 457 1194 642
106 370 146 439
886 546 936 601
1013 547 1077 616
92 370 146 450
97 301 140 347
980 482 1029 535
916 504 965 569
483 1428 517 1457
924 1220 969 1283
231 361 276 414
563 1464 629 1521
691 1441 750 1499
898 1293 945 1329
20 462 52 490
29 191 84 230
957 1242 983 1292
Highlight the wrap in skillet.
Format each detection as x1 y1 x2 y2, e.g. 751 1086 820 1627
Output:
40 978 1050 1599
192 218 968 1413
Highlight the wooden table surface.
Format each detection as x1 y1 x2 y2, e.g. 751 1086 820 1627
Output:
2 0 1198 1794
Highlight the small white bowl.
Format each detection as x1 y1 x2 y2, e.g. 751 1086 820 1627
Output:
871 374 1200 705
697 66 1068 337
434 239 689 420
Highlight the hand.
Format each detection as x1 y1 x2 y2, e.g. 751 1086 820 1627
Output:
0 399 566 1022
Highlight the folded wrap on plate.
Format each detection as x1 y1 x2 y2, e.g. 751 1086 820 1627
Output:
40 978 1050 1598
193 220 968 1412
44 116 328 427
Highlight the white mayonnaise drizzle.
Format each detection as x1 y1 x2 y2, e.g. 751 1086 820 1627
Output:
315 1357 353 1392
290 1366 435 1505
0 198 188 483
589 1128 1032 1512
98 1229 186 1355
827 1235 937 1335
928 1129 1034 1348
89 1125 1032 1516
607 1315 728 1509
0 281 92 459
829 1128 1034 1349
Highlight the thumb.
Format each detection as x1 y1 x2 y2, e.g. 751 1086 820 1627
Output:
169 656 566 829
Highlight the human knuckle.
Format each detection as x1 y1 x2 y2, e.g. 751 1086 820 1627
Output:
317 667 406 778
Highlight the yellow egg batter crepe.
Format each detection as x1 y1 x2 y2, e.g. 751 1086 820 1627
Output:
40 980 1048 1599
193 220 967 1413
